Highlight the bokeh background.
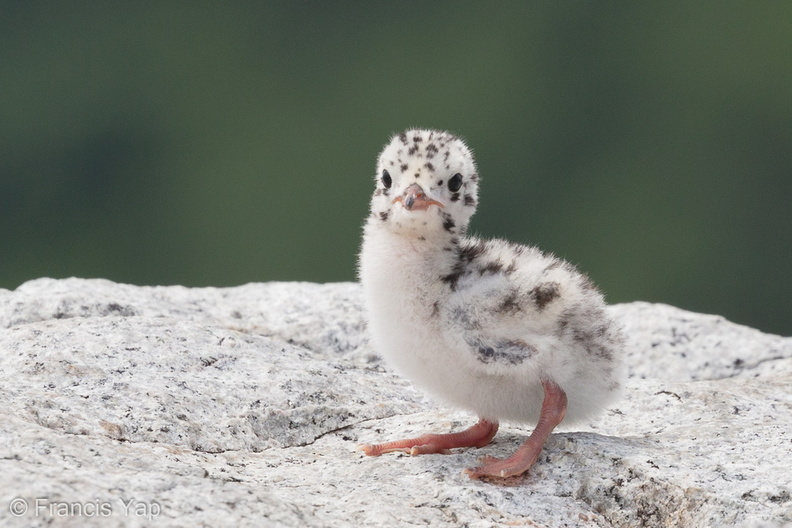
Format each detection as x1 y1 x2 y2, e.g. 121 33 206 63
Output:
2 3 790 336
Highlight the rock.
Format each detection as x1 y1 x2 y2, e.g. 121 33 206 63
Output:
0 278 789 527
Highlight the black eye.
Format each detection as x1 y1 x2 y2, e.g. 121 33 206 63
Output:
381 170 392 189
448 173 463 192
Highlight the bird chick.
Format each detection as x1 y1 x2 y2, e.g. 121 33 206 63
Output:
358 129 625 480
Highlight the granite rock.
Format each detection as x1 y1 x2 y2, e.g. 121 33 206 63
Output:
0 278 790 527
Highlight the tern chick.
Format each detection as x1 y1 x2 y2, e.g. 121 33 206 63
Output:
358 129 625 480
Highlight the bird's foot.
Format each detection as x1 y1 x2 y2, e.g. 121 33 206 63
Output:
464 447 540 480
466 379 568 481
358 442 451 456
359 418 498 457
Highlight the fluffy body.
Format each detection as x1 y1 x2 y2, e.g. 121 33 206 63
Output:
359 129 624 437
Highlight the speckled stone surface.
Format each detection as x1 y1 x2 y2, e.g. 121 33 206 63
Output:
0 278 790 527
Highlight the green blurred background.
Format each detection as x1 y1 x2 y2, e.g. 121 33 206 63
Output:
2 2 790 336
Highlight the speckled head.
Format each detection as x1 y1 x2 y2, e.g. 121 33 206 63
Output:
369 129 479 238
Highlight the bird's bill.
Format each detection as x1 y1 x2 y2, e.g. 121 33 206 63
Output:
392 183 444 211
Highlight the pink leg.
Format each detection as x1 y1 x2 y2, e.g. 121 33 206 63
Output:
360 418 499 456
465 378 567 480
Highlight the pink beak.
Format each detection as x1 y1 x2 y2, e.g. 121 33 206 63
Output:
392 183 444 211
